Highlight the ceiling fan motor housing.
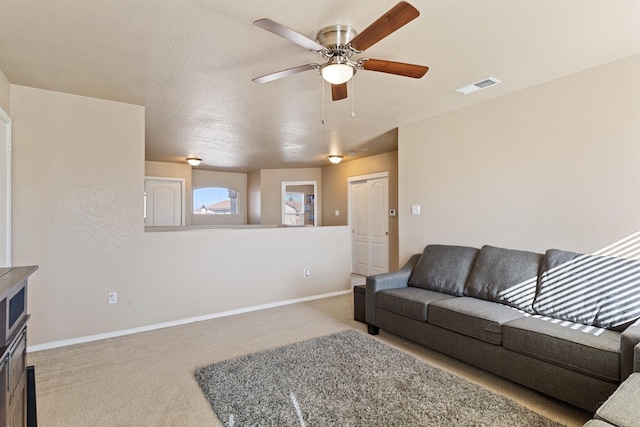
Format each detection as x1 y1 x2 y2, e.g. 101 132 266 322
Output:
316 25 358 56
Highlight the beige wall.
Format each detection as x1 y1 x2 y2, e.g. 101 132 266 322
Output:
145 160 193 225
259 168 322 225
0 70 9 113
11 85 351 347
191 169 248 225
399 54 640 264
322 151 399 270
247 170 261 224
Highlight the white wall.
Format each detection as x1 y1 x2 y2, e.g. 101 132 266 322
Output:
399 54 640 262
11 85 351 347
0 70 10 268
191 169 247 225
0 70 9 113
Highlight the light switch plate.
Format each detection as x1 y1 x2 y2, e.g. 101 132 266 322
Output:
411 205 421 215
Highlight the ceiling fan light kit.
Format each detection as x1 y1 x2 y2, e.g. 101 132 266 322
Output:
316 25 358 85
252 1 429 101
320 56 356 85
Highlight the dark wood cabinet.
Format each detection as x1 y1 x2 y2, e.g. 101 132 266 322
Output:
0 266 37 427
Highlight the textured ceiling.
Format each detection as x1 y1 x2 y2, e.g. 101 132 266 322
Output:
1 1 639 172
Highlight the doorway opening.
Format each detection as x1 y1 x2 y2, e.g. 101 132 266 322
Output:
282 181 317 226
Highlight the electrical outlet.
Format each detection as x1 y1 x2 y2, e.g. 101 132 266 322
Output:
108 292 117 304
304 269 311 277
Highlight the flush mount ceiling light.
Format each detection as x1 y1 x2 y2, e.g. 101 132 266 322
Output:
454 77 501 95
328 155 343 164
186 157 202 166
320 56 356 85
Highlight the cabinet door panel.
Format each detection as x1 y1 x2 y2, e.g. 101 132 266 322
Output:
7 330 26 427
0 354 7 424
7 384 26 427
9 330 26 400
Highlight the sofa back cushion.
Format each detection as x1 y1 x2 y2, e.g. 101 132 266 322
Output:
533 249 640 330
464 245 543 313
408 245 479 296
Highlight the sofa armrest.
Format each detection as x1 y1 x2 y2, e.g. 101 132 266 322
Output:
365 253 421 326
620 318 640 380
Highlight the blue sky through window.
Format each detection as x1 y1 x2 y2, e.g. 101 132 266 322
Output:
194 187 229 210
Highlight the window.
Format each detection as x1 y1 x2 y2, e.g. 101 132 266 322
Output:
193 187 238 215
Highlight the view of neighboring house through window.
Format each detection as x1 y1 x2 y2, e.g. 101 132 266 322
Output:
284 192 305 225
194 187 238 214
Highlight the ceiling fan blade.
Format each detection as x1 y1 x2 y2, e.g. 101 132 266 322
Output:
349 2 420 52
252 64 319 84
254 18 325 52
331 83 348 101
361 58 429 78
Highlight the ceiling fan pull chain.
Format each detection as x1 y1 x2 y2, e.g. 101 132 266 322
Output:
351 78 356 118
322 79 326 124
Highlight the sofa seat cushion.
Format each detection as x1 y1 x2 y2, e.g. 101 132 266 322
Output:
502 316 620 382
464 245 543 313
408 245 479 296
584 420 615 427
595 373 640 427
376 287 455 322
427 297 525 345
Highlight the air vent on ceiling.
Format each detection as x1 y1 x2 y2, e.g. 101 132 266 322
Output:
454 77 501 95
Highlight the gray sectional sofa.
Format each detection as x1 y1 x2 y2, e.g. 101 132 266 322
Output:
584 372 640 426
365 244 640 412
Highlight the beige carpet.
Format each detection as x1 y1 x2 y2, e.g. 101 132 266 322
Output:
28 286 592 426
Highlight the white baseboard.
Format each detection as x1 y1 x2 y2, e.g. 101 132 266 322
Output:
27 289 352 353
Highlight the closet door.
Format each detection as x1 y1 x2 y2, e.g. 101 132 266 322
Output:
350 176 389 276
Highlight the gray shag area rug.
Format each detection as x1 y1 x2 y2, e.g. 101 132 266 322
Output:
195 330 564 426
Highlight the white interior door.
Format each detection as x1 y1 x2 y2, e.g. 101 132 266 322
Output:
368 178 389 275
351 181 369 275
0 108 10 267
145 178 184 226
350 176 389 276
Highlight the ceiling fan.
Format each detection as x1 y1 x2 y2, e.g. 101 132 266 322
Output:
252 1 429 101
